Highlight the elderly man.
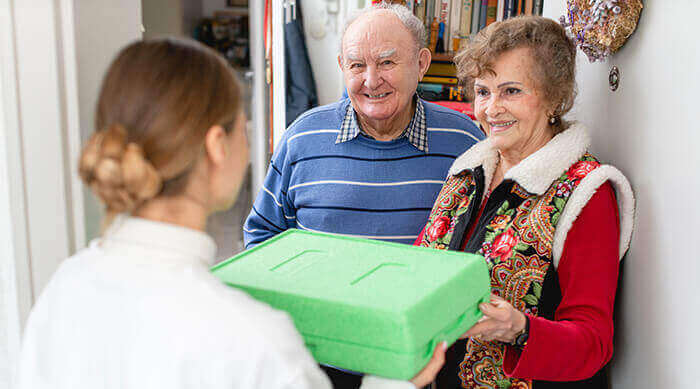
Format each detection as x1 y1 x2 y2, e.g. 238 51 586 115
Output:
244 4 482 249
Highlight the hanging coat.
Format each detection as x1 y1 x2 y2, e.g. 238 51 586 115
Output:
284 0 319 126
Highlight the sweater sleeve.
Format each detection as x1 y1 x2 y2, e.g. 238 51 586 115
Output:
503 182 620 381
414 225 427 246
243 134 297 249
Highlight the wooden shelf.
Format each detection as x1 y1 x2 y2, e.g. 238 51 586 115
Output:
431 52 456 62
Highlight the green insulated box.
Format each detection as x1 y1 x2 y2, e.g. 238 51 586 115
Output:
211 230 491 380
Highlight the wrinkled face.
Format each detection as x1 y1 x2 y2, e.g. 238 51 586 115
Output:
339 11 430 127
473 48 553 155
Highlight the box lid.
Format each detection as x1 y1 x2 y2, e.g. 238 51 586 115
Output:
212 230 490 355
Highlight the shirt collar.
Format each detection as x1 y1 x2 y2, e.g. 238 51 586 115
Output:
336 96 428 152
100 215 217 267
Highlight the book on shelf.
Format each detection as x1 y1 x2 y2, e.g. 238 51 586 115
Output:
471 0 481 35
449 0 462 52
415 0 427 24
478 0 488 30
525 0 534 15
425 0 435 27
459 0 474 35
504 0 516 19
533 0 543 15
497 0 505 21
414 0 539 38
486 0 498 25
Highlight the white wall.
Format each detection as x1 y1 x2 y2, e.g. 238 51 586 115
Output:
202 0 225 17
0 6 30 383
74 0 143 242
1 1 78 385
183 0 204 36
543 2 700 387
0 0 142 385
142 0 184 38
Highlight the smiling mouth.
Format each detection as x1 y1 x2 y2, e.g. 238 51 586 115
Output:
365 92 390 99
490 120 517 128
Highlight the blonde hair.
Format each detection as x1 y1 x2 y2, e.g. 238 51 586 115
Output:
455 16 577 133
79 38 241 219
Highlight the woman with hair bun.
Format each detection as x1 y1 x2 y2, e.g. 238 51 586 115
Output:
17 38 444 389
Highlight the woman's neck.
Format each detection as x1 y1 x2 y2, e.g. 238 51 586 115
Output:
133 194 209 232
490 130 554 192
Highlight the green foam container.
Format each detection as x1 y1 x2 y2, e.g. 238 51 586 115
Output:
211 229 491 380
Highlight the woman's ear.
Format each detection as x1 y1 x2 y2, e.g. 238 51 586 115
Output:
203 125 228 166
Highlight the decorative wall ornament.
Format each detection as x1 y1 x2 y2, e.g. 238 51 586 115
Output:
609 66 620 91
560 0 643 62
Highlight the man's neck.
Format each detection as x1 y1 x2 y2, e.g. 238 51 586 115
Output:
357 100 416 141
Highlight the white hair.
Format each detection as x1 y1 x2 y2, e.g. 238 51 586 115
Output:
339 1 428 57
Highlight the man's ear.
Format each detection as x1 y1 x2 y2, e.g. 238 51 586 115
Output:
418 47 432 79
204 125 227 166
337 54 343 71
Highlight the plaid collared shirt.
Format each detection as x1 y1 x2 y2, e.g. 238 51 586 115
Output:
335 97 428 152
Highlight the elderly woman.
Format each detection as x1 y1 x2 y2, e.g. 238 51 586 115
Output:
416 17 635 388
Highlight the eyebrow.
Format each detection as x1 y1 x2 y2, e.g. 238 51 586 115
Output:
378 49 397 59
344 52 361 62
473 81 524 88
498 81 523 88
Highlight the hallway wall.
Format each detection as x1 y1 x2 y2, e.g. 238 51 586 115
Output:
0 0 142 385
543 2 700 387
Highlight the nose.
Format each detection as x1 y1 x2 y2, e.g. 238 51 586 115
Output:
364 65 383 90
484 95 505 118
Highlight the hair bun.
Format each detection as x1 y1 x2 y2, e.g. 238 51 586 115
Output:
122 143 162 201
79 124 162 214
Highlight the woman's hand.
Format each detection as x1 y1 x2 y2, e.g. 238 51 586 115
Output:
409 341 447 388
462 294 527 344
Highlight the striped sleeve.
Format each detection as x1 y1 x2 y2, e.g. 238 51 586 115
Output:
243 132 297 248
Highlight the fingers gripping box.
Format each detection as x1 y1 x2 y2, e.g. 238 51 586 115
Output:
211 230 491 380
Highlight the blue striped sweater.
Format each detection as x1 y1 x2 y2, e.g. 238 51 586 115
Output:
243 98 484 247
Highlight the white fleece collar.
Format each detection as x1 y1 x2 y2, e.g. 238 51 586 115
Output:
448 122 590 195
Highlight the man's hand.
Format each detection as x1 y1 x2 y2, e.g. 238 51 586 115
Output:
409 341 447 388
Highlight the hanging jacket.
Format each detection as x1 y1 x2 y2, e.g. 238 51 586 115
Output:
284 0 318 126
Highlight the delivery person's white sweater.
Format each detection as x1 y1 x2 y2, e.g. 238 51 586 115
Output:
17 216 410 389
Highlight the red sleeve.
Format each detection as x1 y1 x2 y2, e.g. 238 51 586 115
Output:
503 182 620 381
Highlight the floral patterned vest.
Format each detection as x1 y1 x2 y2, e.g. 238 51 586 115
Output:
420 154 604 389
